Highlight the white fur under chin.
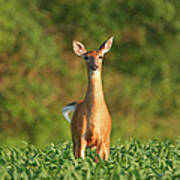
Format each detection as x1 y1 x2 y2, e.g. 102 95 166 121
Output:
89 70 100 78
62 105 76 123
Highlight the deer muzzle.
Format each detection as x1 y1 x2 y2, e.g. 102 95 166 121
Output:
90 64 99 71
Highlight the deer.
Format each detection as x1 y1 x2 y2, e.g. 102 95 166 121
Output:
62 37 113 161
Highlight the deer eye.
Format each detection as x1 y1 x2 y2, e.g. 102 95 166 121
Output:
84 56 88 60
99 56 103 59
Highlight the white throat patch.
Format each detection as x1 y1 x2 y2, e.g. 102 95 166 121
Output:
89 70 100 79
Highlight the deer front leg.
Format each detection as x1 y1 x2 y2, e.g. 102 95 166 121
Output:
103 138 110 160
73 137 87 159
96 139 110 162
96 142 105 162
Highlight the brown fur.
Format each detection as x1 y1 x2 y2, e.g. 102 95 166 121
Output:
69 37 113 161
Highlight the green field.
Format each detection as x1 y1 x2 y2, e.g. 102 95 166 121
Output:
0 139 180 179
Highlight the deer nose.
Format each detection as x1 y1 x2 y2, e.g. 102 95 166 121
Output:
90 64 99 71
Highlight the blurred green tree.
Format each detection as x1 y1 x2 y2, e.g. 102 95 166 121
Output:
0 0 180 146
0 0 68 146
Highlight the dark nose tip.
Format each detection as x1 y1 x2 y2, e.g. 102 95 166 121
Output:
90 64 98 71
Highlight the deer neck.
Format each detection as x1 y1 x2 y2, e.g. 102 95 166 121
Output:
85 67 105 107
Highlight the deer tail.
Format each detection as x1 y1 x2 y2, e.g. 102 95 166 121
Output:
62 102 77 123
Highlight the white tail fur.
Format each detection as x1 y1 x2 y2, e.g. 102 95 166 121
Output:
62 104 76 123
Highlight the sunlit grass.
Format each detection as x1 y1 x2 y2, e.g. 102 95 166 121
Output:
0 139 180 179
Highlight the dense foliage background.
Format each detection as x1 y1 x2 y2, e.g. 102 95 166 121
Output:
0 0 180 146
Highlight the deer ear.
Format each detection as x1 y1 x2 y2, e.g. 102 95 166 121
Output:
99 36 114 55
73 40 87 56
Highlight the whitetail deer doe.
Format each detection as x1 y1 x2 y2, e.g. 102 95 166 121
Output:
62 37 113 161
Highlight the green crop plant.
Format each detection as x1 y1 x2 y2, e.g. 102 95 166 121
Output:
0 139 180 179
